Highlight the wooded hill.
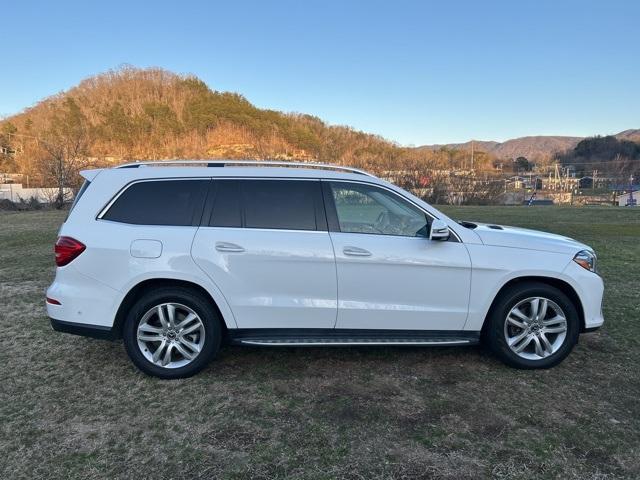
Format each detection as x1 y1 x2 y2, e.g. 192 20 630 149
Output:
1 66 637 189
0 67 488 185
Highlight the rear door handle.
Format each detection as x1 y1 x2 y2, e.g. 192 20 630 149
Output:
215 242 245 253
343 246 372 257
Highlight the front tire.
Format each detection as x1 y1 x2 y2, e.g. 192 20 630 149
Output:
486 282 579 369
123 287 221 379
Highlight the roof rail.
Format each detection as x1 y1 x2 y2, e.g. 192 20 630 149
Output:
115 160 375 177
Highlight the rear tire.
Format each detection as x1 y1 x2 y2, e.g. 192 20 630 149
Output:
486 282 579 369
123 286 221 379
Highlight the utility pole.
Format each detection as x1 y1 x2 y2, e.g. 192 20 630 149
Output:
470 141 474 171
628 175 636 207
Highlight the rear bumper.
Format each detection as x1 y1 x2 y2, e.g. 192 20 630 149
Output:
50 318 117 340
46 264 120 328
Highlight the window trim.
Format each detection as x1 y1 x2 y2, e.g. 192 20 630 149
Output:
321 179 460 242
97 177 210 226
202 178 328 232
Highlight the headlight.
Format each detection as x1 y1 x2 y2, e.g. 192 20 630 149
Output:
573 250 597 273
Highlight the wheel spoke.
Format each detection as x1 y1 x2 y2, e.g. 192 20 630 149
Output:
138 333 163 342
529 298 540 319
174 342 195 360
543 315 566 326
139 323 163 334
152 340 167 364
179 337 201 354
532 335 545 357
167 304 176 328
507 316 527 329
157 306 169 329
510 307 530 322
176 313 197 330
180 322 201 336
539 333 553 356
161 343 174 366
538 299 548 321
544 324 567 334
511 332 533 353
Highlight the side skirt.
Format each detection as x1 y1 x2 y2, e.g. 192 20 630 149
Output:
227 328 480 347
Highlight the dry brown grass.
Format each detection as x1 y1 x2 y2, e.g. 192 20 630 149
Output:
1 206 639 479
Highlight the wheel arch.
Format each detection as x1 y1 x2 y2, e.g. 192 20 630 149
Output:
112 278 231 338
481 276 586 335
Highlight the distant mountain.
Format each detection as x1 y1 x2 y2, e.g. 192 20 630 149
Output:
419 131 640 161
615 129 640 142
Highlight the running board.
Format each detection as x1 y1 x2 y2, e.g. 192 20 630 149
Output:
227 329 480 347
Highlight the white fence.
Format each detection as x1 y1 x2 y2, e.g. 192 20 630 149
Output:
0 184 74 203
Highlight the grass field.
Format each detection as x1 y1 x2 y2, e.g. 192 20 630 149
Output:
1 206 639 479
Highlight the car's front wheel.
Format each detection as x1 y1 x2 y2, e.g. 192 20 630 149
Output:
123 287 221 379
486 282 580 369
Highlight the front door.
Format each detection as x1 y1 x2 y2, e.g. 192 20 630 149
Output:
324 181 471 331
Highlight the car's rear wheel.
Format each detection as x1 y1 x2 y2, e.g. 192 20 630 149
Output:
123 287 221 379
486 282 579 369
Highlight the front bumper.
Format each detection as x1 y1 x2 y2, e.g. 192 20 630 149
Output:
562 259 605 331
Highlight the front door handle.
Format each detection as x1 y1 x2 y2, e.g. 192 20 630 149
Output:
215 242 245 253
343 246 372 257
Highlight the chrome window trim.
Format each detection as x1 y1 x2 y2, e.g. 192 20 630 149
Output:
96 175 461 242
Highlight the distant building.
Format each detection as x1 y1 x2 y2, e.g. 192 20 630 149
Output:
0 183 74 203
578 176 593 189
616 191 638 207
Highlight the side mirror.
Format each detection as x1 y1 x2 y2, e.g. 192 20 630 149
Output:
429 219 450 241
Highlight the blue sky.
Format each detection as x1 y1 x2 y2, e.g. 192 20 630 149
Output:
1 0 638 145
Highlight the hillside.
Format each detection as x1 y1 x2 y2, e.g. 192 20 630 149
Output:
421 131 640 161
1 66 638 189
421 136 582 161
0 67 465 183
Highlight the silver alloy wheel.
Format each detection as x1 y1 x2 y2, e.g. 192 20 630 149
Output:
137 302 205 369
504 297 568 360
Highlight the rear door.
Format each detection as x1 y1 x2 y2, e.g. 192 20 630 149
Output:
191 178 338 329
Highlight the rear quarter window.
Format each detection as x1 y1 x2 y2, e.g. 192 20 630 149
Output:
101 179 209 226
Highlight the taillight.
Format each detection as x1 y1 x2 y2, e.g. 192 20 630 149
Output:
55 236 86 267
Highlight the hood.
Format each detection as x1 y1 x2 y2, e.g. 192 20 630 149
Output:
466 222 591 255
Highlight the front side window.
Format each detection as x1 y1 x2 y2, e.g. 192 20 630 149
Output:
328 182 429 237
102 179 208 226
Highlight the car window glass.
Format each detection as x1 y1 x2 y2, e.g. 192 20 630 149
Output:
243 180 318 230
329 182 428 237
102 179 208 226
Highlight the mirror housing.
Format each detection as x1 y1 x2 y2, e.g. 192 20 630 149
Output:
429 219 450 241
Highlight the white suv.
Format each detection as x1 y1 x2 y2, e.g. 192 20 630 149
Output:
47 161 604 378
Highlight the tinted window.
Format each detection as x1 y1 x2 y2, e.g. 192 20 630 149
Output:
208 180 321 230
329 182 428 237
103 179 208 226
209 180 242 227
244 180 319 230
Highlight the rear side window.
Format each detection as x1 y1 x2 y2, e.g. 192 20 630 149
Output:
102 179 208 226
208 179 324 231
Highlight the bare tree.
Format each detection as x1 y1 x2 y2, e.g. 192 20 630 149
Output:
39 98 90 207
